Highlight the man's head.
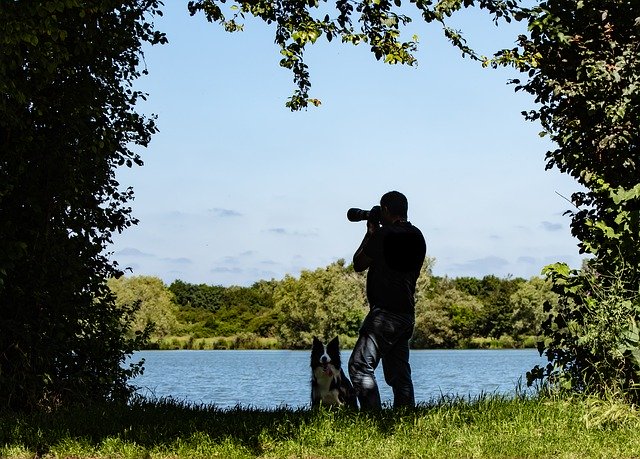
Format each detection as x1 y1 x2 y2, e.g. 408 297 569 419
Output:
380 191 408 223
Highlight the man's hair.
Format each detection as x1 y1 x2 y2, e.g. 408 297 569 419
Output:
380 191 408 218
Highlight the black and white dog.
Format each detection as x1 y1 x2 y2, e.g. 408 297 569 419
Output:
310 336 358 408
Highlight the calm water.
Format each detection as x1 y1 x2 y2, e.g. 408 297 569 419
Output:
129 349 545 409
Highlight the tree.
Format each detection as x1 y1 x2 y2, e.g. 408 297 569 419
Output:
414 284 484 348
107 276 179 338
187 0 521 110
169 279 227 311
492 0 640 397
473 275 525 338
168 279 277 337
509 276 557 337
274 260 367 348
0 1 165 410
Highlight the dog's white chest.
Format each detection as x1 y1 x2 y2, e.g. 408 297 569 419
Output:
312 368 343 406
321 389 342 405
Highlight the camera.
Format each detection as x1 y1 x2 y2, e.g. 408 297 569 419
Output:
347 205 381 223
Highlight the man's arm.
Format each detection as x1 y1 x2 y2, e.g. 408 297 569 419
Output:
353 220 378 272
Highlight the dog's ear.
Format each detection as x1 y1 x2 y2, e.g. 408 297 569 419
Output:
327 336 340 353
312 336 321 346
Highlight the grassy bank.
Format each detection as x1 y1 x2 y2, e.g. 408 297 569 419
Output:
2 394 640 458
147 335 537 350
148 334 281 350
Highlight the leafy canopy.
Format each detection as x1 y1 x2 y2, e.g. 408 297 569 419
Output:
188 0 523 110
0 0 166 410
498 0 640 397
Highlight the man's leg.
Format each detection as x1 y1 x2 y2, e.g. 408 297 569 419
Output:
381 331 415 408
348 314 382 410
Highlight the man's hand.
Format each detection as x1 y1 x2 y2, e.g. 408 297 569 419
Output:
367 218 380 236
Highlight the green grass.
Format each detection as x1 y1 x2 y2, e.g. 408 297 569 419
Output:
147 335 537 351
150 335 280 350
2 394 640 458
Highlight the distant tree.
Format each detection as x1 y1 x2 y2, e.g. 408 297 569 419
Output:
414 282 484 348
462 275 525 339
169 279 278 338
0 1 165 410
169 280 227 312
413 306 456 349
414 257 436 302
274 260 366 348
509 276 558 338
452 277 483 298
246 280 280 337
107 276 179 338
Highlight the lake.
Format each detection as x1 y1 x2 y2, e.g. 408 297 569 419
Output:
130 349 545 409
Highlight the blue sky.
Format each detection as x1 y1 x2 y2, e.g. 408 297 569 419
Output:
110 3 583 287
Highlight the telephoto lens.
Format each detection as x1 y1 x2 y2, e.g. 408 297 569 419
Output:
347 208 370 222
347 206 381 223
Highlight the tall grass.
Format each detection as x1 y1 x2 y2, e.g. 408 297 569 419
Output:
2 394 640 458
149 334 280 350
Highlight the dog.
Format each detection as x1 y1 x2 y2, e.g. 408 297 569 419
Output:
310 336 358 408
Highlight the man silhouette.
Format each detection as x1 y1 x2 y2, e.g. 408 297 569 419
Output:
348 191 426 410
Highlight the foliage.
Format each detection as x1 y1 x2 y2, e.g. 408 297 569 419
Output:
152 334 279 350
274 259 367 348
0 1 165 410
509 275 558 337
414 282 484 348
489 0 640 397
413 273 535 348
187 0 523 110
454 275 526 338
168 278 278 338
169 279 227 312
111 266 553 350
107 276 179 338
528 261 640 398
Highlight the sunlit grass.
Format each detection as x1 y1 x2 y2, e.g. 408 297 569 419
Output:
151 334 280 350
2 393 640 458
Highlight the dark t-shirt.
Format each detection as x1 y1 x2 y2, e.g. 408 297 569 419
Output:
363 221 426 315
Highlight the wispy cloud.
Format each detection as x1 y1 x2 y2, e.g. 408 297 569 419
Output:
116 247 155 258
259 259 279 266
211 266 243 274
219 251 256 266
450 256 510 275
541 221 563 232
210 208 242 218
265 227 318 237
517 256 537 265
165 211 189 219
161 257 192 265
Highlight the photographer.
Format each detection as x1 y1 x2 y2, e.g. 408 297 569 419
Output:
348 191 426 410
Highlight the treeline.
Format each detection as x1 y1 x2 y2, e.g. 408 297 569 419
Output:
107 258 557 350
